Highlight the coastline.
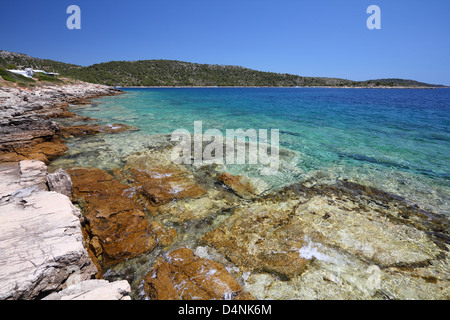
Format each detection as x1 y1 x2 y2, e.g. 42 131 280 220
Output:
0 81 133 300
0 82 124 164
118 85 446 89
0 82 449 300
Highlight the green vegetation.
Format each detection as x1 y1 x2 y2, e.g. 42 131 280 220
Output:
62 60 307 87
362 78 438 87
6 63 17 70
0 51 78 74
0 66 35 83
61 60 443 87
0 50 444 88
34 72 63 83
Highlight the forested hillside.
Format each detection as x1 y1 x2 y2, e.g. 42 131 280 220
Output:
0 50 443 87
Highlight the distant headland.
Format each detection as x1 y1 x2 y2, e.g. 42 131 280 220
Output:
0 50 447 88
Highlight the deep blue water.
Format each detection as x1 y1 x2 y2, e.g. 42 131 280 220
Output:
73 87 450 214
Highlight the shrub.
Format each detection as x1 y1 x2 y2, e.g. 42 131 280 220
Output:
6 63 17 70
34 72 63 83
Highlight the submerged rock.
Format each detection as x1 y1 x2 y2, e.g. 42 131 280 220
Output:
59 123 139 138
218 172 260 200
127 167 206 206
203 200 309 280
203 181 450 299
142 248 253 300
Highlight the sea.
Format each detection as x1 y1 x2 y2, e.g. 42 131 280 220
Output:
52 87 450 216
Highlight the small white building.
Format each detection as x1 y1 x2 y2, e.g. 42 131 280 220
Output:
7 68 34 78
6 68 59 78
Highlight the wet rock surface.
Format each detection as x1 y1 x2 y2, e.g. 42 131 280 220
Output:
2 83 448 300
62 145 449 300
142 248 253 300
0 83 123 164
121 151 207 207
203 181 450 299
218 172 260 200
67 167 173 266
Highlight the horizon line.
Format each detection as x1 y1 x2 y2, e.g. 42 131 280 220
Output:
1 49 448 87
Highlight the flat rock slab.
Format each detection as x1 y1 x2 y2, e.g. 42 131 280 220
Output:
42 279 131 300
0 160 97 300
0 162 21 202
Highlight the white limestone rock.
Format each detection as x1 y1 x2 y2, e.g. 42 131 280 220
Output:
42 280 131 300
46 168 73 199
0 160 96 300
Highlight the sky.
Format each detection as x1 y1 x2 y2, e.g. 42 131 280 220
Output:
1 0 449 85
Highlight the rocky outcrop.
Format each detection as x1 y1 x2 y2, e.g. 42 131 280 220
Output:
0 83 123 164
46 168 73 199
67 167 177 266
42 280 131 300
0 160 135 300
143 248 253 300
0 112 68 164
0 160 97 300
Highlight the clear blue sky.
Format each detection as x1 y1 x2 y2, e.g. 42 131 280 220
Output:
1 0 449 85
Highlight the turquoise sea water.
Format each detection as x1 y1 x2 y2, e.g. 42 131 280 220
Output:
55 88 450 215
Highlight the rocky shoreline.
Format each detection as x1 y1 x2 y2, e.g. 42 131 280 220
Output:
0 82 449 300
0 82 133 300
0 160 131 300
0 83 128 164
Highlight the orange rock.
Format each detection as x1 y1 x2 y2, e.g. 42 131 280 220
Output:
59 123 138 138
128 168 206 206
202 204 309 280
145 258 181 300
143 248 254 300
68 167 174 266
0 140 68 164
82 228 103 279
218 172 257 199
150 220 177 247
89 236 103 257
31 140 68 159
0 152 28 163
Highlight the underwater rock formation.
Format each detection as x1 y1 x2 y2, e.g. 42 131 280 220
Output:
203 181 450 299
143 248 253 300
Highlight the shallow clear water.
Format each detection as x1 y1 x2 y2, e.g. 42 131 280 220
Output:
55 87 450 215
